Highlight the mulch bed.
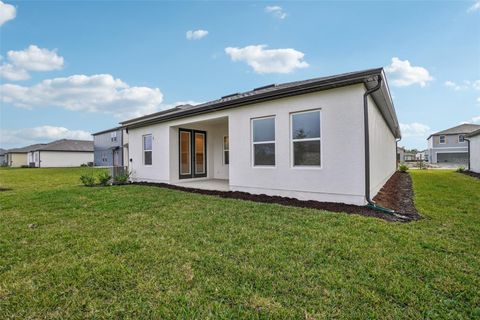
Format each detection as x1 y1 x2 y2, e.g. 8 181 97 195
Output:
460 171 480 179
133 171 420 223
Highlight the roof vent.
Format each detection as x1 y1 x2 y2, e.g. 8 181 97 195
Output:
221 93 240 99
253 84 276 91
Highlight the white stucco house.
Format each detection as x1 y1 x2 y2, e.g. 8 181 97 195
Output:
27 139 94 167
467 128 480 173
120 68 401 206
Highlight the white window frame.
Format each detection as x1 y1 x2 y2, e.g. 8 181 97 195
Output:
439 135 446 144
458 135 465 143
290 109 322 169
143 134 153 166
251 116 276 168
111 131 117 142
223 135 229 165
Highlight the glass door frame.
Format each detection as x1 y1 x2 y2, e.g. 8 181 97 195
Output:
178 128 207 179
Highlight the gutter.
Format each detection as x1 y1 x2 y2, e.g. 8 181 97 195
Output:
363 76 395 214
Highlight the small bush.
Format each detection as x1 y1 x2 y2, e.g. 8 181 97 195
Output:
80 174 96 187
98 171 111 186
114 171 131 184
80 163 88 167
399 164 409 172
456 166 465 173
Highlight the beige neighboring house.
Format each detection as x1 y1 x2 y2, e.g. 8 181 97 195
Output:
5 144 46 167
27 139 94 167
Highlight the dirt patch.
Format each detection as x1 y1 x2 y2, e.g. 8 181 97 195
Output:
0 187 12 192
460 171 480 179
133 172 420 222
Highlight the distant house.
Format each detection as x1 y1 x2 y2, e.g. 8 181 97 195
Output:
5 144 46 167
92 127 127 167
0 148 6 165
404 150 416 162
27 139 94 167
397 146 405 162
427 124 480 164
415 150 428 161
467 128 480 173
117 68 401 206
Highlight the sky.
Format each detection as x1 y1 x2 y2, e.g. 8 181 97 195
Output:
0 0 479 150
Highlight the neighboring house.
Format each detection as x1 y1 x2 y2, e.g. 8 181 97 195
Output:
0 148 6 165
467 128 480 173
415 150 427 161
27 139 94 167
427 124 480 164
5 144 46 167
92 127 126 167
404 150 416 162
117 68 400 206
397 146 405 163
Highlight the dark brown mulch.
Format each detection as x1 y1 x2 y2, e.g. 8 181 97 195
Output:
460 171 480 179
133 171 420 222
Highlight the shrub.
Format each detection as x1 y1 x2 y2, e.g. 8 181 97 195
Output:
98 171 111 186
114 171 131 184
80 174 96 187
399 164 409 172
456 166 465 173
80 163 88 167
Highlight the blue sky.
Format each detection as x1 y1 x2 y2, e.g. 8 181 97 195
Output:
1 1 479 150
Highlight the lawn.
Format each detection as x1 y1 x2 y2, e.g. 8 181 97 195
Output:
0 168 479 319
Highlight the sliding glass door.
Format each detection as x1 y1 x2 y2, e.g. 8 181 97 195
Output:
179 129 207 179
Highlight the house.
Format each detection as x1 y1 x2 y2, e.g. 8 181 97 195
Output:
397 146 405 163
4 144 46 167
427 124 480 164
0 148 6 165
415 150 428 161
404 150 416 162
118 68 400 206
92 127 128 167
467 128 480 173
27 139 94 167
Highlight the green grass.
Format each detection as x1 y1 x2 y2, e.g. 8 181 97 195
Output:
0 168 479 319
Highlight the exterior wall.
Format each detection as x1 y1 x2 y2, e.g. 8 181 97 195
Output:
7 153 27 167
0 155 5 165
469 135 480 173
27 151 41 167
428 134 468 163
39 151 93 167
367 95 396 198
93 129 123 166
127 84 396 205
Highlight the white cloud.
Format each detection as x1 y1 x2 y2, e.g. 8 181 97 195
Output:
0 1 16 26
0 126 91 148
444 80 462 91
385 57 433 87
0 63 29 81
265 5 287 19
468 0 480 12
471 116 480 123
400 122 431 137
0 45 65 81
0 74 164 120
7 45 64 71
473 80 480 90
186 29 208 40
225 45 309 74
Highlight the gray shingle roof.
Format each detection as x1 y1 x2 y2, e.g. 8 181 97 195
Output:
6 143 47 153
428 124 480 139
92 126 123 136
468 128 480 138
35 139 93 152
119 68 401 138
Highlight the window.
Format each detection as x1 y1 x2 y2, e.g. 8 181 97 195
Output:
459 135 465 143
143 134 152 165
223 136 229 165
111 131 117 142
439 135 446 144
291 110 321 167
252 117 275 166
180 130 191 175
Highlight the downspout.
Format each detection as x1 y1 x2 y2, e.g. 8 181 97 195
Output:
363 76 395 214
395 138 401 168
465 138 471 171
